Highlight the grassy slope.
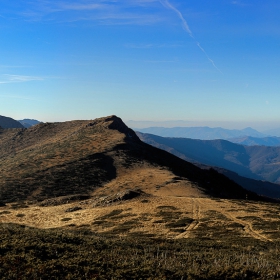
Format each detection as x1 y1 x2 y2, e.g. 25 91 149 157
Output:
2 224 280 280
2 196 280 279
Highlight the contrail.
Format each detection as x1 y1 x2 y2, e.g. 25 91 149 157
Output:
159 0 193 37
159 0 222 73
196 42 222 73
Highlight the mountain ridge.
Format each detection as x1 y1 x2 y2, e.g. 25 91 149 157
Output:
18 119 41 128
136 126 266 140
228 135 280 146
0 115 263 204
137 132 280 185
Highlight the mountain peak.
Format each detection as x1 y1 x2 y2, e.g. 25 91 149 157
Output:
87 115 139 140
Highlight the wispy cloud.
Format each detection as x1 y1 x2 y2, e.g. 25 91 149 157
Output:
0 64 31 69
15 1 106 22
58 3 104 11
0 94 38 101
231 1 248 6
144 60 177 63
158 0 222 73
20 2 103 20
8 0 164 25
3 1 221 72
125 42 184 49
0 74 44 84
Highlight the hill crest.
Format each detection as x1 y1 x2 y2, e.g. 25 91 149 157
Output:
0 115 264 204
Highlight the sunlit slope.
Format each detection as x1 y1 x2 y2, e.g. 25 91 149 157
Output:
2 196 280 242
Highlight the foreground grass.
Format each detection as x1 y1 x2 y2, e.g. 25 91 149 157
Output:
1 223 280 279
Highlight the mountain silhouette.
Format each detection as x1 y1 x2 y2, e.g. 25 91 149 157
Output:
136 126 266 140
137 132 280 184
18 119 41 128
228 136 280 146
0 115 24 129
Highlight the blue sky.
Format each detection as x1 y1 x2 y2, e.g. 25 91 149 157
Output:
1 0 280 129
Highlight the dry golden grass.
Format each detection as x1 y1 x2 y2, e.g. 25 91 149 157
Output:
93 165 207 198
1 193 280 242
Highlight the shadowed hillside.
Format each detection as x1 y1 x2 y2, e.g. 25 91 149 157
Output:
0 115 24 129
138 132 280 185
228 135 280 146
0 115 262 203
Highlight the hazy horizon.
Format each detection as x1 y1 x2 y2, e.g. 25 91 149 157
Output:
125 119 280 132
11 115 280 133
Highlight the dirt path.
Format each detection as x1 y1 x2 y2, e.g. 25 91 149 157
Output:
174 198 272 242
175 198 201 239
223 211 272 242
201 198 272 242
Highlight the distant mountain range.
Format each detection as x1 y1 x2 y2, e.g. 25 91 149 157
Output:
0 115 24 129
137 132 280 184
228 136 280 146
136 126 266 140
0 116 41 129
263 127 280 137
18 119 41 128
136 126 280 147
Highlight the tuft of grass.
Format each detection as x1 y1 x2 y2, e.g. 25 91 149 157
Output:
61 217 72 222
98 209 123 219
92 220 115 228
166 217 194 228
157 205 177 210
15 213 25 218
0 211 11 215
10 203 28 209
